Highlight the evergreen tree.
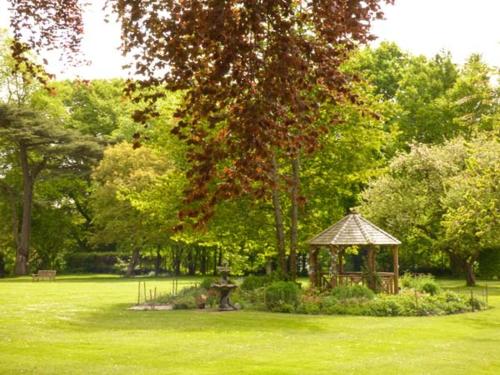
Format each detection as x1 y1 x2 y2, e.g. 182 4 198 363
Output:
0 104 102 274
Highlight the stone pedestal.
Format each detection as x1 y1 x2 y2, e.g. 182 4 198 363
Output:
212 283 237 311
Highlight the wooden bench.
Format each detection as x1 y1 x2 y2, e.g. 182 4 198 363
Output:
32 270 56 281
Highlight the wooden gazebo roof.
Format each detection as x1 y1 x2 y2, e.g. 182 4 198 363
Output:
308 212 401 246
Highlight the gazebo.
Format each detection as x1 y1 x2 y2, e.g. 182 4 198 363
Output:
308 211 401 294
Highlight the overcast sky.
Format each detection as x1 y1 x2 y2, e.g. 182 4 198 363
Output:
0 0 499 79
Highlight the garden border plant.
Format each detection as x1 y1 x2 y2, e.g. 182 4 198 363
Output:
146 274 488 317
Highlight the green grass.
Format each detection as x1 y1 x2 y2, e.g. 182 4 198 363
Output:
0 276 499 374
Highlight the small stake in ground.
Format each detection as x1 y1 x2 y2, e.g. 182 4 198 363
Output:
137 281 141 305
171 277 178 296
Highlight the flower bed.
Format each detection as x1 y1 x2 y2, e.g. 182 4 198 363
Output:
234 276 487 316
147 275 487 317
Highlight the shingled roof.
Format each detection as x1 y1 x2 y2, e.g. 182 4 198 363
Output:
308 213 401 246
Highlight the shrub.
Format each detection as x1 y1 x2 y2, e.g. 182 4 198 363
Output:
241 275 272 291
65 251 129 273
297 294 322 315
401 273 441 295
172 293 198 310
322 297 371 315
479 248 500 279
330 285 375 300
155 286 205 309
365 290 479 317
366 296 404 316
200 277 218 290
265 281 301 313
234 280 485 317
420 280 440 296
235 288 267 310
468 296 486 311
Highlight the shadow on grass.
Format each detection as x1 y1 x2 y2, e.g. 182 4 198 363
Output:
0 275 202 284
67 302 329 335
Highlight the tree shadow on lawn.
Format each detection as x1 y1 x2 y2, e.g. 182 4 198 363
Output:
68 303 337 335
0 275 200 284
441 281 500 296
68 301 492 337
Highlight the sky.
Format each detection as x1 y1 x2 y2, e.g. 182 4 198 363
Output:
0 0 499 80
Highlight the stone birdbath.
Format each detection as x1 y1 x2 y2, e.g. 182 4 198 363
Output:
211 262 238 311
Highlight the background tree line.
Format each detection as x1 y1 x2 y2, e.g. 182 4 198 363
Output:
0 34 498 283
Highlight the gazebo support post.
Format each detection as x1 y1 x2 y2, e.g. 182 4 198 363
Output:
308 247 319 288
367 246 377 291
329 246 338 288
338 247 344 274
393 245 399 294
337 247 344 285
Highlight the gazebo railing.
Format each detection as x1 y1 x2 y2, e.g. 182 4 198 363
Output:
320 272 396 294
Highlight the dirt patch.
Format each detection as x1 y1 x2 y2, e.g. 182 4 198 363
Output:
128 304 173 311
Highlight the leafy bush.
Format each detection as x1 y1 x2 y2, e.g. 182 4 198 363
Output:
235 288 267 310
401 273 441 295
155 286 206 309
264 281 301 313
330 285 375 300
200 277 218 290
479 248 500 279
366 296 405 316
293 287 484 317
296 294 322 315
65 251 129 273
321 297 371 315
420 280 440 296
468 296 487 311
365 290 481 317
241 275 272 291
172 293 198 310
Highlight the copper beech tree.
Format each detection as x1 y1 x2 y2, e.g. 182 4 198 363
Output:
8 0 393 278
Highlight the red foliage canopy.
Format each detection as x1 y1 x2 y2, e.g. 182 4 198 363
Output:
8 0 394 224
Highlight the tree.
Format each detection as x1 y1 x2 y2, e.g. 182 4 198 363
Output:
351 44 499 148
0 104 101 274
446 54 499 138
301 79 391 236
348 41 409 101
91 142 183 276
441 136 500 285
361 136 500 285
7 0 394 279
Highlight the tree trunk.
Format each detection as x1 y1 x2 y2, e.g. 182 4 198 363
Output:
212 247 218 276
126 248 140 277
200 248 207 275
448 252 463 277
217 248 223 268
0 252 5 277
154 247 162 276
465 260 476 287
289 157 300 280
187 248 196 275
15 145 33 275
174 246 182 276
271 155 287 276
265 259 273 275
301 253 307 276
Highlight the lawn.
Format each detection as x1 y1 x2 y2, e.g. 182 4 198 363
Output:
0 276 499 375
